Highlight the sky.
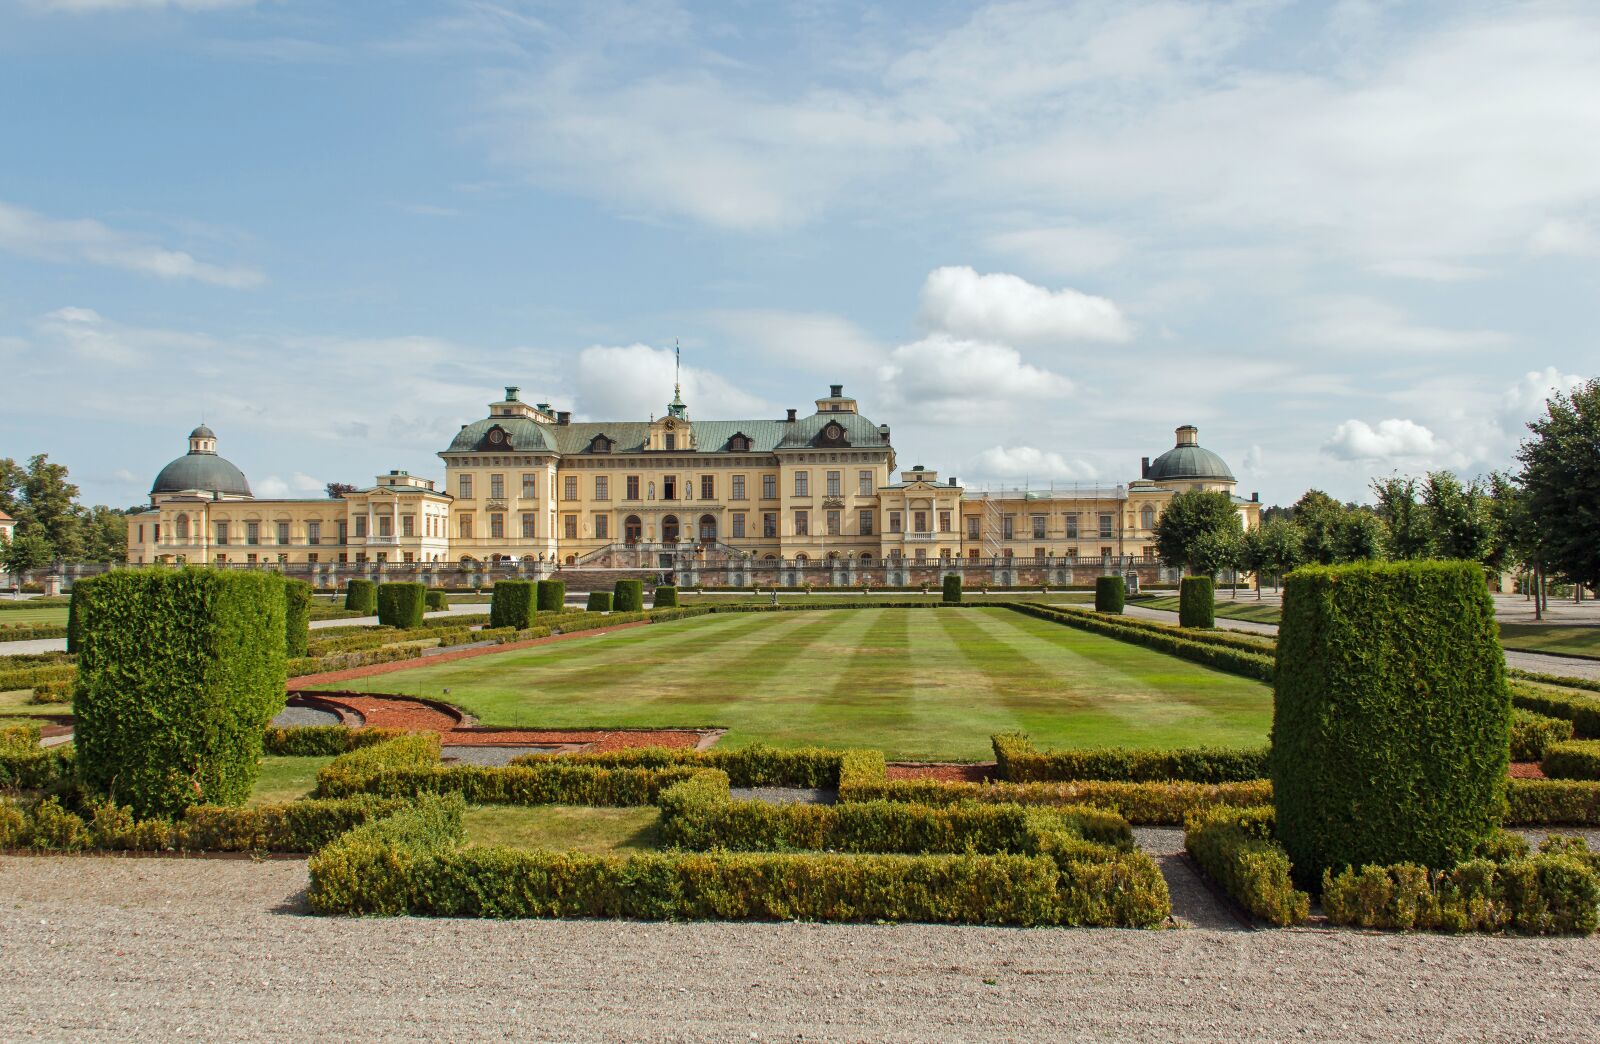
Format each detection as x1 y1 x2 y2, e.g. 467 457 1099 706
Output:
0 0 1595 510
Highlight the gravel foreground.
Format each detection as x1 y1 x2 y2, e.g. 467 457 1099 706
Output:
4 856 1599 1042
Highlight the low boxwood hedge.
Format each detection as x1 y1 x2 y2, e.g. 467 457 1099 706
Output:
262 725 406 756
1321 856 1599 935
992 733 1268 784
1512 683 1600 738
1184 805 1308 926
513 743 846 789
1542 740 1600 781
1512 709 1575 761
1003 602 1274 682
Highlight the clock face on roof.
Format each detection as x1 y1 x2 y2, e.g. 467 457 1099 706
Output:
825 423 843 439
488 428 505 445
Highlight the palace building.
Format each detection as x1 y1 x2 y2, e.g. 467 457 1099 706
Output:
125 382 1259 578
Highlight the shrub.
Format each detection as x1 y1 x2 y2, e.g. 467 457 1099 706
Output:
0 745 74 790
613 579 644 612
1512 708 1575 761
1322 856 1599 935
653 585 678 608
30 679 72 705
376 583 426 629
1512 683 1600 738
1506 779 1600 825
942 573 961 604
536 579 565 613
514 744 845 788
489 580 536 630
1184 806 1309 926
1543 741 1600 781
314 732 442 796
73 568 287 818
586 591 613 612
1178 576 1214 628
66 586 84 654
425 590 449 611
284 578 312 659
262 725 406 756
992 733 1268 784
1272 561 1508 886
306 794 469 915
1094 575 1124 614
344 578 377 614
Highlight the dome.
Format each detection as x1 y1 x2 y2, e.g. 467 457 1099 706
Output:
151 428 252 498
1146 425 1235 483
189 423 216 440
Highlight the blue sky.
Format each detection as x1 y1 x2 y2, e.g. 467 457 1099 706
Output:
1 0 1594 509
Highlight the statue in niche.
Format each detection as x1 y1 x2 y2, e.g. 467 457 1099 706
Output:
648 482 655 500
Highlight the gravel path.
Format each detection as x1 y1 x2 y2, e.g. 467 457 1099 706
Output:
1133 827 1242 931
728 787 837 805
4 855 1598 1042
442 744 559 766
270 705 341 727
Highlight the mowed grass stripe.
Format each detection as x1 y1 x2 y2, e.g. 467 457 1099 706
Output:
800 607 920 747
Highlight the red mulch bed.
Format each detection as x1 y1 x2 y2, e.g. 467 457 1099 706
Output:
886 762 995 783
1509 761 1547 779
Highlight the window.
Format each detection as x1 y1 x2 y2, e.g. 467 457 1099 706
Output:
969 548 980 560
826 510 841 535
913 510 928 532
175 514 189 540
595 514 609 539
1003 548 1014 559
246 522 259 545
490 474 505 501
378 516 392 538
459 474 473 499
826 471 841 497
794 510 809 536
626 475 640 500
402 515 414 537
490 514 504 539
859 510 874 536
308 553 319 564
966 516 979 540
889 511 902 533
939 510 952 533
215 522 230 545
795 471 809 496
1002 516 1014 540
625 516 642 544
858 470 872 496
564 514 577 539
663 476 677 500
1067 546 1078 559
355 516 368 538
762 512 778 538
374 552 386 564
522 473 537 499
308 521 321 545
762 474 777 499
460 515 473 538
521 513 536 538
403 552 413 563
1032 515 1046 539
595 476 609 501
1140 506 1155 530
355 553 367 564
1143 546 1157 560
277 522 290 544
914 548 926 560
563 476 578 501
1066 514 1079 538
1100 545 1112 559
337 520 348 544
338 552 348 564
701 475 715 500
1035 547 1046 561
732 474 746 500
664 433 676 451
731 512 746 538
1099 513 1113 538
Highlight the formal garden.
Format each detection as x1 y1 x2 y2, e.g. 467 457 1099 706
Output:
2 566 1600 933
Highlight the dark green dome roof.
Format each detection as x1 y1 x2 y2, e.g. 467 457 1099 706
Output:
152 449 252 497
1147 426 1235 482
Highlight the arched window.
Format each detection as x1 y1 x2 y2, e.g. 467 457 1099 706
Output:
859 552 872 562
763 554 777 561
175 514 189 541
565 555 576 565
795 553 808 564
698 514 717 543
624 515 642 545
1140 506 1155 530
662 515 680 544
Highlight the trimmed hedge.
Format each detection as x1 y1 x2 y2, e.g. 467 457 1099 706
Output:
1004 602 1275 682
425 590 449 611
1506 779 1600 825
263 725 406 757
489 580 537 630
66 585 83 653
1512 683 1600 738
992 733 1268 784
376 582 426 629
284 578 313 659
1178 576 1214 628
73 568 287 818
613 579 644 612
942 573 961 604
0 661 78 692
1543 741 1600 781
514 744 846 789
344 578 377 614
1184 806 1309 926
653 585 678 608
586 591 613 612
1094 575 1124 614
1509 668 1600 697
1512 708 1575 761
537 579 565 612
30 679 72 704
1273 561 1508 885
1322 857 1599 935
306 794 468 915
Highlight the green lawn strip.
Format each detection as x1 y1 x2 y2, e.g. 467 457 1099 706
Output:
462 804 661 853
0 606 70 628
802 607 924 754
0 689 69 718
679 592 1094 604
1497 624 1600 660
1136 596 1282 626
249 755 337 805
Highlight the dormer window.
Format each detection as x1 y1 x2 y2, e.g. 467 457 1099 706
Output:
588 433 615 454
728 432 752 453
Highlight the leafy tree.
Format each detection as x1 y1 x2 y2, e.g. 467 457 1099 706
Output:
1289 490 1345 565
1261 517 1306 590
1420 471 1495 563
1371 477 1430 560
1192 526 1245 595
1152 490 1243 574
1517 378 1600 593
20 454 82 560
1337 510 1387 562
1 530 54 573
79 505 128 564
325 482 358 499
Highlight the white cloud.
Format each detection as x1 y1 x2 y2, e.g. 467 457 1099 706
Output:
291 472 325 493
573 344 772 420
1528 217 1599 257
877 333 1073 405
1297 297 1508 353
971 445 1097 482
1323 418 1438 462
1502 366 1586 421
256 476 290 498
984 225 1132 275
705 310 884 376
918 266 1131 345
1242 445 1266 473
0 202 263 287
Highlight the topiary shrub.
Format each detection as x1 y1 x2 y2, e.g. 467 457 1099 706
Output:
1272 560 1508 887
284 578 312 659
489 580 536 630
376 583 426 629
1178 576 1213 627
1095 575 1124 614
73 567 287 818
66 585 84 654
614 579 644 613
653 585 678 608
942 573 961 603
537 579 565 613
586 591 613 612
425 590 449 611
344 578 377 615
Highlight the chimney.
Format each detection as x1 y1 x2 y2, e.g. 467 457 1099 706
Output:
1141 456 1151 479
948 477 957 486
1252 491 1260 503
557 411 571 425
786 408 797 422
830 384 843 397
504 386 520 402
878 423 890 443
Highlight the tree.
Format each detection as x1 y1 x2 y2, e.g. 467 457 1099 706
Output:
1260 517 1306 591
79 505 128 564
1 530 54 574
1192 526 1244 595
1420 471 1495 563
1517 378 1600 594
20 454 82 560
1290 490 1345 565
1372 477 1430 560
325 482 358 499
1152 490 1243 574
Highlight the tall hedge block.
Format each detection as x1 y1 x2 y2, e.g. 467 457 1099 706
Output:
74 568 287 818
1272 560 1509 886
489 580 536 630
1178 576 1214 628
586 591 613 612
613 579 644 612
537 579 565 612
66 585 84 653
1095 575 1125 614
344 578 377 614
377 583 426 628
653 585 679 608
942 573 962 603
284 578 313 658
425 590 449 611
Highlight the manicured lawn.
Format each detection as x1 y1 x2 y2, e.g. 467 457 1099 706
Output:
463 805 662 852
248 755 335 805
310 607 1273 760
1497 624 1600 660
681 591 1094 605
0 689 69 718
0 606 69 627
1136 596 1283 626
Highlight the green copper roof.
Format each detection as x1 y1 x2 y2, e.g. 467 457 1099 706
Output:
1146 443 1235 481
442 410 888 456
151 449 252 497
